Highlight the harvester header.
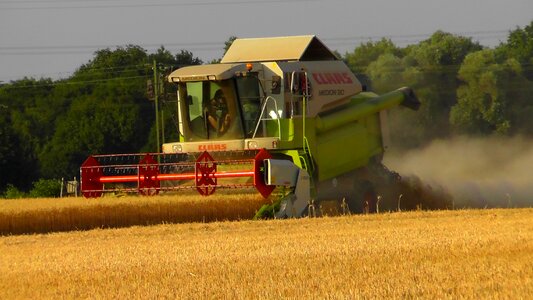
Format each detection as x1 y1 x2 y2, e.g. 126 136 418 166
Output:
80 35 420 217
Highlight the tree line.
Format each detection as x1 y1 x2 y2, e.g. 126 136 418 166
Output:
1 22 532 195
0 47 202 194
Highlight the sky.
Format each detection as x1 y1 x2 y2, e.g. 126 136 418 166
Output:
0 0 532 82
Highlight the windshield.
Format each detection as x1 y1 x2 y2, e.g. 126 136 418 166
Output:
236 76 261 137
179 80 243 141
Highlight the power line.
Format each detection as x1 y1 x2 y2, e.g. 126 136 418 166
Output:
0 0 132 2
324 30 509 42
0 46 222 56
0 0 318 10
0 42 224 56
0 0 313 3
0 60 190 85
0 63 153 81
0 61 186 82
323 30 510 49
0 30 521 80
2 74 151 89
0 42 221 51
0 31 511 56
4 61 533 90
327 36 509 49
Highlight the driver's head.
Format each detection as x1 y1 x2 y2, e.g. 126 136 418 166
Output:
214 89 226 105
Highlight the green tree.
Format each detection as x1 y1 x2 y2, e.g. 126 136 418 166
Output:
397 31 482 141
40 94 150 178
3 184 26 199
345 38 401 88
497 21 533 80
148 47 203 69
450 49 533 135
76 45 149 79
29 179 61 198
345 38 401 74
0 78 57 189
366 53 407 92
39 46 153 178
351 31 482 147
0 45 207 189
150 46 178 67
175 49 203 66
0 107 21 189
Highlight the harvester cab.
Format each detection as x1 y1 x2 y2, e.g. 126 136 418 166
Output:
80 35 420 218
165 36 359 152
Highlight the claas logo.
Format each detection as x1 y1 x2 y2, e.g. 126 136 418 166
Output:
312 72 353 85
198 144 227 151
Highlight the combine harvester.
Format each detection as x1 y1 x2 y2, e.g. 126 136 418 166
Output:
80 36 420 217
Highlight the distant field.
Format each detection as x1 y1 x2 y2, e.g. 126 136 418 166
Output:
0 192 269 235
1 208 531 299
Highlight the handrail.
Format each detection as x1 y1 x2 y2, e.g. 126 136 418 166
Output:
252 96 282 140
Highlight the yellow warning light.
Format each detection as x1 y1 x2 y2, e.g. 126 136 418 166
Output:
246 63 253 71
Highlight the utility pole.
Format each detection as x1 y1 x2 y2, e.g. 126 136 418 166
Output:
161 110 165 145
153 59 161 153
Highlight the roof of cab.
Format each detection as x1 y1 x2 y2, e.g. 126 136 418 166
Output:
167 63 246 82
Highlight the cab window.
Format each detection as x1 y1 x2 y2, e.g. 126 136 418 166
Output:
236 76 261 137
179 80 243 141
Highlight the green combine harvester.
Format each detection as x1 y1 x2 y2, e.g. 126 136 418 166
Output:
80 35 420 217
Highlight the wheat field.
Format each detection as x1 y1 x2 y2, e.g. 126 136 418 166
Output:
0 192 270 235
1 208 531 299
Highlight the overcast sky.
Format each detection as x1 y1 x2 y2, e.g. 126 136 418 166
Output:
0 0 532 82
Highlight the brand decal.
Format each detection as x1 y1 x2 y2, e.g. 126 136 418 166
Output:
198 144 227 151
319 89 345 96
312 72 353 85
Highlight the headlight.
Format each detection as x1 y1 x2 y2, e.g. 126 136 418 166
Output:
172 144 183 153
247 141 258 149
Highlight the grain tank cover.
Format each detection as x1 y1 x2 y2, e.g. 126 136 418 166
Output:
221 35 338 63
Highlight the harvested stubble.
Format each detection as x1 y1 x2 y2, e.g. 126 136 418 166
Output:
0 208 531 299
0 192 269 235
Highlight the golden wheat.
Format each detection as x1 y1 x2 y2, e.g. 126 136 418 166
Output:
0 208 531 299
0 192 270 235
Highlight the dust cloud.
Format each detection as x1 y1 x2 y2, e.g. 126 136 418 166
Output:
384 136 533 208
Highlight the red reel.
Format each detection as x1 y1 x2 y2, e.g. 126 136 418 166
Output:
80 156 103 198
138 154 160 196
195 151 217 196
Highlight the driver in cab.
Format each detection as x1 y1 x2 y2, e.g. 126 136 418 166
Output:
206 89 231 136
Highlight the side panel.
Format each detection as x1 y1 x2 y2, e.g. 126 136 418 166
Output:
314 114 383 181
